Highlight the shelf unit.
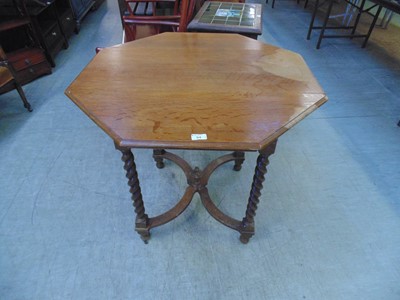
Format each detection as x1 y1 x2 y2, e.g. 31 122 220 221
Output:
0 2 52 88
68 0 95 32
26 0 73 67
1 0 104 88
56 0 76 38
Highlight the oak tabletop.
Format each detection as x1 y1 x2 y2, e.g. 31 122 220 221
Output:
65 32 327 151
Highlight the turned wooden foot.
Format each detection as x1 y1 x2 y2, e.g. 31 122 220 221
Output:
233 151 245 171
115 142 277 244
153 149 166 169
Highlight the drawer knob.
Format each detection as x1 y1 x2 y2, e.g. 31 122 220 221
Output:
66 17 71 21
24 59 31 65
52 32 57 36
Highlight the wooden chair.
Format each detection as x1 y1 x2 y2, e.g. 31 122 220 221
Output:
0 46 32 112
122 0 196 42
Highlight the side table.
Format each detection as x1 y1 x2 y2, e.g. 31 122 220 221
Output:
65 33 327 244
188 1 262 39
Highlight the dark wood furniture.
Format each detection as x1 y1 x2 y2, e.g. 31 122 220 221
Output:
55 0 76 38
0 0 52 87
65 33 327 244
187 1 262 39
68 0 95 31
0 46 32 112
122 0 195 42
26 0 72 67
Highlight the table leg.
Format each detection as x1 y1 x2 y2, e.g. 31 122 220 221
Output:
233 151 245 171
153 149 166 169
116 142 276 244
239 140 277 244
116 145 150 243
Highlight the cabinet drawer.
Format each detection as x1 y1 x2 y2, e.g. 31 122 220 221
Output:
16 61 52 85
60 10 75 37
8 48 48 72
44 24 63 50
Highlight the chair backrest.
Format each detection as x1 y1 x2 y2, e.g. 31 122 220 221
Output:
0 47 15 88
122 0 196 42
0 45 32 111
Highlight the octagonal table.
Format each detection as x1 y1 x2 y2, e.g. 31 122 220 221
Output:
65 33 327 244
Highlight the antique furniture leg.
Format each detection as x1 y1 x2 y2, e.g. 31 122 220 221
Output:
233 151 245 171
15 83 32 112
239 140 277 244
118 143 276 244
153 149 166 169
0 46 33 112
116 144 150 243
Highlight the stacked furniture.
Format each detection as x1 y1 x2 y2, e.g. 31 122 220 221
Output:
0 45 33 111
0 0 104 86
0 0 52 87
69 0 95 32
26 0 73 66
120 0 196 42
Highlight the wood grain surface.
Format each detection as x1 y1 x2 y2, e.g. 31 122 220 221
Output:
65 32 327 151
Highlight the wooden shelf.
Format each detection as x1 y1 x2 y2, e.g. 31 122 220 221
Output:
0 2 52 86
0 17 31 31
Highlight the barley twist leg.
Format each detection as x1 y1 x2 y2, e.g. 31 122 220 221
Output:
240 140 277 243
118 146 150 243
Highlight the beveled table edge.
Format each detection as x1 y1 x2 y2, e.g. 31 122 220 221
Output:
65 88 327 152
113 94 328 151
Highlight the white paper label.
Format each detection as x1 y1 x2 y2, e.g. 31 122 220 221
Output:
191 134 207 141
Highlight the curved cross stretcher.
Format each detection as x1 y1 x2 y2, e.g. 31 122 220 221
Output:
116 140 277 244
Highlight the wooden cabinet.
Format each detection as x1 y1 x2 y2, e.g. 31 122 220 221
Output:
56 0 76 38
68 0 95 31
0 0 102 88
7 47 52 84
0 1 52 87
26 0 73 67
92 0 105 10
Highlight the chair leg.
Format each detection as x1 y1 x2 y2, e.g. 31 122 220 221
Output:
361 5 382 48
350 0 366 36
307 0 319 40
381 10 394 29
316 0 335 49
15 82 32 112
